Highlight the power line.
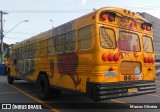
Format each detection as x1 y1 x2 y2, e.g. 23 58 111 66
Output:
4 29 48 31
3 7 160 14
4 9 92 13
3 31 38 35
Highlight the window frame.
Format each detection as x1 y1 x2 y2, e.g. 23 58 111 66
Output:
120 61 142 75
78 25 93 51
119 31 141 52
46 37 55 55
39 40 45 56
99 26 117 49
35 42 39 56
65 30 76 52
54 30 76 54
142 35 154 53
55 34 66 53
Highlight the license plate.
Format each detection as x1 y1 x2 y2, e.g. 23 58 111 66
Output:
128 88 138 93
104 71 116 77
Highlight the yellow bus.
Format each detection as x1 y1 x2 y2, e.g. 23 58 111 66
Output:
7 7 156 101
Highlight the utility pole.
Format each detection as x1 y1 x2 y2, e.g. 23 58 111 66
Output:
0 11 7 64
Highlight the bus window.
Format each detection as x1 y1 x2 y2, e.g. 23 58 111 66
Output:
39 41 45 55
26 45 30 58
66 31 76 51
99 27 116 49
24 46 28 58
21 47 24 58
120 61 141 75
55 34 65 53
119 32 140 52
143 36 153 53
78 26 92 50
16 49 19 59
35 42 39 56
18 49 21 58
46 37 55 55
30 44 35 57
17 48 21 58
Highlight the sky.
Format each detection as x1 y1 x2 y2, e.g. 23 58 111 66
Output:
0 0 160 44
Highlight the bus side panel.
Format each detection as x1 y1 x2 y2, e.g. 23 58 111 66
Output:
49 52 93 93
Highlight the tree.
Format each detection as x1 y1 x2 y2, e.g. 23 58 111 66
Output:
3 43 11 57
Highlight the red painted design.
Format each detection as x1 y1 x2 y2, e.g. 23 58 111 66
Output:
119 17 137 30
57 52 81 87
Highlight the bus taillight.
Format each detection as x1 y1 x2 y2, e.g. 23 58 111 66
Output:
149 57 154 63
151 58 154 63
108 14 115 22
141 24 147 30
146 26 151 31
144 57 154 64
113 54 119 62
148 57 152 63
144 57 148 63
102 53 108 61
141 23 152 31
102 53 119 62
108 54 113 62
109 67 114 71
100 12 116 22
101 14 108 21
148 67 152 71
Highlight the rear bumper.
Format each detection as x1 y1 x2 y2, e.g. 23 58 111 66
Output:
86 80 156 101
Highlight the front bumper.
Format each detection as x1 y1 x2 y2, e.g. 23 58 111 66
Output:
86 80 156 101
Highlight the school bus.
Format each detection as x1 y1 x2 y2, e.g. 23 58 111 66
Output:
7 7 156 101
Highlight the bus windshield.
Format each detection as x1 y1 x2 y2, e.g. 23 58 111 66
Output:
119 31 140 52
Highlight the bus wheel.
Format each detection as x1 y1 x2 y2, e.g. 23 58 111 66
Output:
37 74 61 100
7 71 14 84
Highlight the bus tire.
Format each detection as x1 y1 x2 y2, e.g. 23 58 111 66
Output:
7 71 14 84
37 74 61 100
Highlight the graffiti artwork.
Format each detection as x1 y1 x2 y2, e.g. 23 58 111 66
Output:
118 32 140 52
100 28 114 48
56 52 81 87
119 17 137 31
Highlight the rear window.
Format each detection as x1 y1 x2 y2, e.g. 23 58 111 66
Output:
119 31 140 52
99 27 116 49
120 61 141 75
143 36 153 53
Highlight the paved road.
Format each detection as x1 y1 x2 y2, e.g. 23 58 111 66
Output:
0 75 160 112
